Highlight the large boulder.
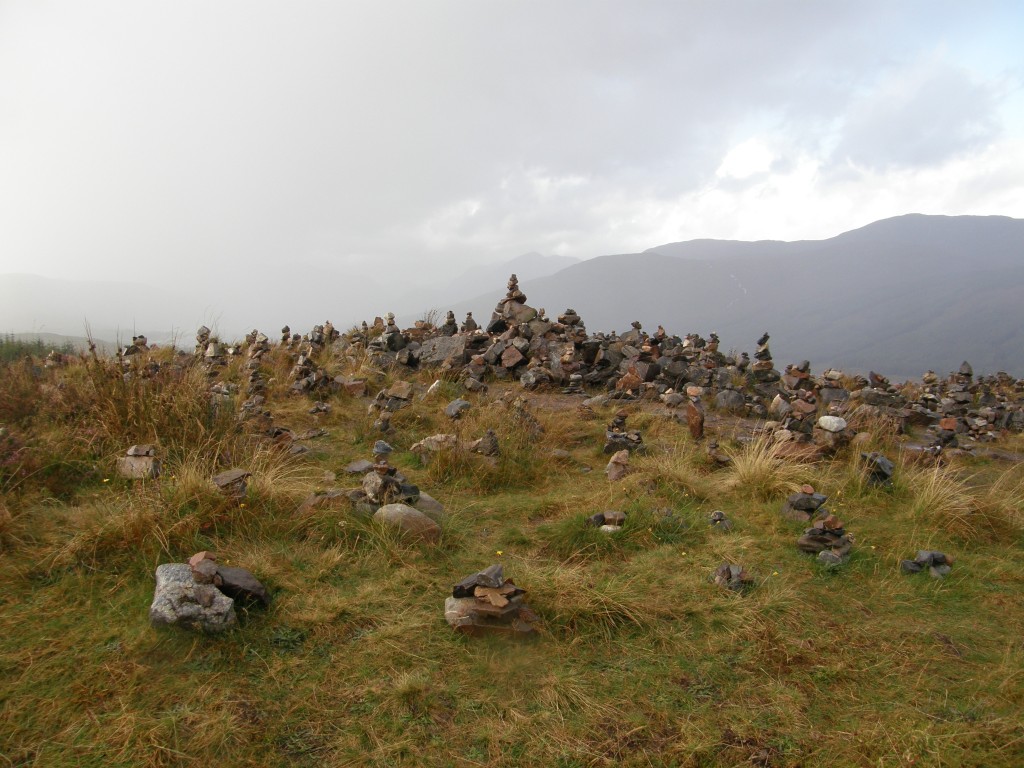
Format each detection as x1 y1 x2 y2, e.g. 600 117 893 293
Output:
150 564 237 633
419 335 468 367
374 503 442 543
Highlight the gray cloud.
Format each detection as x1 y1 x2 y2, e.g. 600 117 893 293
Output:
832 57 1002 170
0 1 1021 337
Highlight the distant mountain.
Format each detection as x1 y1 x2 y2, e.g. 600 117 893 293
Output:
436 215 1024 378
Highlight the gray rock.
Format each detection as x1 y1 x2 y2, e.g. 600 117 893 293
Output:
150 564 237 633
413 491 445 522
212 468 250 497
929 564 952 579
116 455 161 479
418 335 468 366
862 452 895 486
344 459 374 475
445 399 472 419
374 503 442 543
816 415 848 433
215 565 271 607
714 389 746 413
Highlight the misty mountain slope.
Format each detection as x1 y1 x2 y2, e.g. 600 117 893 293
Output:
441 215 1024 377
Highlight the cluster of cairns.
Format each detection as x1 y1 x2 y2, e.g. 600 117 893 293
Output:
108 271 1024 636
149 551 270 633
298 441 446 543
444 565 538 636
160 274 1024 469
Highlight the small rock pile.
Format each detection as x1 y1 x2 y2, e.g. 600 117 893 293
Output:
901 550 954 578
797 514 853 564
603 410 644 454
780 487 828 523
149 551 269 633
116 444 161 479
711 563 754 592
708 509 733 532
586 510 626 533
444 564 538 636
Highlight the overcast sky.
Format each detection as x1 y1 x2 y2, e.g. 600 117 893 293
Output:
1 1 1022 295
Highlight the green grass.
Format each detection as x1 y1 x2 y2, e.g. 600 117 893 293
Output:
1 348 1022 766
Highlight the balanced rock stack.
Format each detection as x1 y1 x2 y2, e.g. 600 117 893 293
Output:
444 564 538 636
750 331 779 382
603 410 644 454
901 550 954 579
797 514 853 564
487 273 537 334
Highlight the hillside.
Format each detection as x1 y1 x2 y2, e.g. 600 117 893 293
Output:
1 333 1022 766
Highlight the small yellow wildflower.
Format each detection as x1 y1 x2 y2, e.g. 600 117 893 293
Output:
496 550 504 556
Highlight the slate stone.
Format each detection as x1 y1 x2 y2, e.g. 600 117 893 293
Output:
445 399 472 419
216 565 271 607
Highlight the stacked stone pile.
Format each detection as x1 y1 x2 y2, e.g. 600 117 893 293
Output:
901 550 954 579
603 410 644 454
797 514 853 565
444 564 538 636
780 487 829 523
116 444 161 480
586 509 626 533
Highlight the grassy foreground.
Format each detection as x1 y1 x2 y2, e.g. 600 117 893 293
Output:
1 347 1022 767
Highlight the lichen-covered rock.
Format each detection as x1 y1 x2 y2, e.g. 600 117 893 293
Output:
149 564 236 633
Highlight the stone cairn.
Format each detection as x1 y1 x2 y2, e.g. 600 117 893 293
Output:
797 513 853 565
444 564 538 636
439 310 459 337
603 409 644 454
708 509 733 532
116 444 161 480
780 486 829 523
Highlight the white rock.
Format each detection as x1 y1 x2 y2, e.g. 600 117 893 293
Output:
816 416 848 433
